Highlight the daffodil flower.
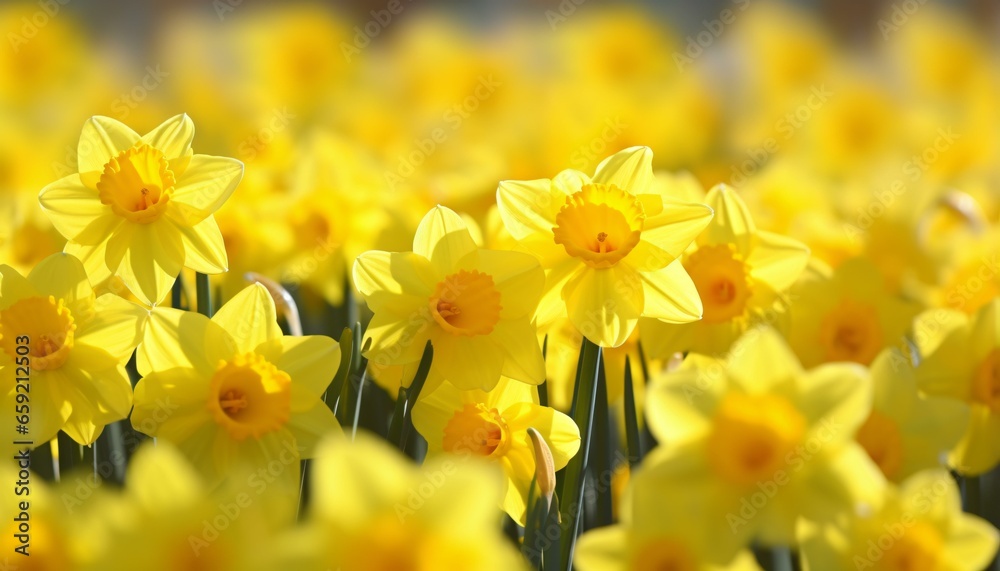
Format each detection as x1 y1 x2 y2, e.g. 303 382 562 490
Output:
855 348 968 482
354 205 546 391
497 146 713 348
915 299 1000 475
0 253 145 447
411 376 580 523
576 462 762 571
799 470 999 571
641 184 810 358
131 283 341 482
275 433 528 571
786 258 921 368
644 327 879 553
39 114 243 305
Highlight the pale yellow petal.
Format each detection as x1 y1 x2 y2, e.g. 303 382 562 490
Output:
212 283 282 353
175 215 228 274
140 113 195 160
592 146 654 194
639 261 703 323
564 265 643 348
37 175 108 241
746 231 811 292
167 155 244 225
77 116 140 174
413 205 477 274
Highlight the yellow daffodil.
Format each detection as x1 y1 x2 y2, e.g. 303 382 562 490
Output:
576 462 762 571
131 283 341 482
82 441 287 571
915 300 1000 475
411 376 580 523
935 225 1000 316
643 327 880 553
641 184 810 358
38 114 244 305
799 469 998 571
785 258 922 367
274 433 527 571
0 253 145 447
354 205 545 391
497 146 713 347
855 348 968 482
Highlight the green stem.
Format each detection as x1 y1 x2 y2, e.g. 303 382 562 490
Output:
559 337 602 570
966 475 983 517
326 327 354 415
195 273 213 317
623 356 643 470
386 341 433 451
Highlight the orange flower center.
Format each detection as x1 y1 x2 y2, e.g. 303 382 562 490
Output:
856 410 904 480
972 349 1000 412
442 403 510 458
552 183 645 269
428 270 502 337
706 393 806 487
0 295 76 371
630 537 697 571
876 521 943 571
684 244 754 324
818 299 883 365
97 144 175 224
207 352 291 441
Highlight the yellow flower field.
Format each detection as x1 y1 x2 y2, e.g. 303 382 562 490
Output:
1 1 1000 569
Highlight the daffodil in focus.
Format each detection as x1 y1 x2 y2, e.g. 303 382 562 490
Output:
131 283 341 482
411 376 580 523
82 441 283 571
354 205 545 391
38 114 244 305
0 253 144 448
641 184 810 357
785 258 922 367
799 469 998 571
855 348 968 482
497 146 713 347
915 300 1000 475
274 433 527 571
643 327 879 553
575 463 762 571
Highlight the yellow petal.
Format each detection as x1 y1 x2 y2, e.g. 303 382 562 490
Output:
639 261 703 323
136 307 234 376
63 240 113 287
140 113 195 160
26 252 95 315
286 403 343 457
432 333 506 391
492 318 546 385
535 257 583 328
413 206 477 274
125 440 205 508
726 327 803 391
645 359 722 443
131 368 211 441
255 335 341 399
950 405 1000 475
472 249 544 320
353 250 437 299
212 283 282 353
76 294 146 363
0 265 35 311
564 265 643 348
702 184 756 256
632 200 714 270
77 116 140 174
496 178 561 241
504 403 580 469
575 526 628 571
175 215 228 274
114 223 185 306
167 155 244 225
592 146 654 194
798 362 871 437
746 231 811 292
37 175 108 241
60 356 133 444
942 513 1000 569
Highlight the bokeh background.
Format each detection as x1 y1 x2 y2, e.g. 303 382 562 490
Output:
3 0 999 323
